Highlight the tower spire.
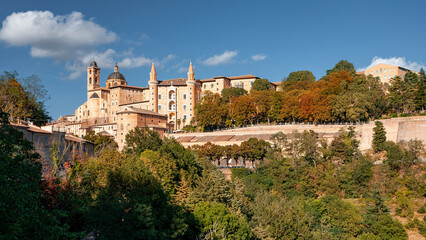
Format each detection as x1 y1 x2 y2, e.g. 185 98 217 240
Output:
114 63 119 72
187 61 194 81
151 61 156 74
150 60 157 82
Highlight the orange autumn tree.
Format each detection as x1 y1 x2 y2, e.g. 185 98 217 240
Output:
229 94 256 126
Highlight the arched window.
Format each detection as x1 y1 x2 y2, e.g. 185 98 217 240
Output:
169 101 176 111
114 83 118 87
169 90 176 100
89 78 92 84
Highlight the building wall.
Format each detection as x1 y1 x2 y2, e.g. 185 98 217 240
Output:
116 112 168 149
156 85 196 127
229 78 257 92
362 63 408 84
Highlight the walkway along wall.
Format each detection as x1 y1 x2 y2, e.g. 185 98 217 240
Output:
170 116 426 151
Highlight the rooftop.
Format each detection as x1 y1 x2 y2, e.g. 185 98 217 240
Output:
117 106 167 117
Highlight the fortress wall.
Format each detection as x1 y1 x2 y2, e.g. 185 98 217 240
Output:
170 116 426 151
397 120 426 143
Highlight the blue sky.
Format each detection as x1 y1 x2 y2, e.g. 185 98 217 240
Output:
0 0 425 120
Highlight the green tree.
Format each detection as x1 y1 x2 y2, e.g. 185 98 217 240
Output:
384 140 424 172
267 91 284 122
250 192 313 239
362 189 408 240
193 201 252 240
194 91 227 131
221 87 247 103
332 75 387 122
240 138 271 166
372 121 386 152
388 76 404 114
124 127 163 156
0 71 51 126
0 110 79 239
190 169 233 205
281 70 315 92
329 127 360 163
85 155 194 239
326 60 356 75
84 130 118 156
270 131 288 154
251 78 271 91
415 68 426 111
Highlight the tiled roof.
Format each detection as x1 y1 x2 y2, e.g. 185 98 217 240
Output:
147 124 167 129
117 107 167 118
200 78 216 82
88 87 110 92
28 126 52 134
10 122 52 134
119 100 149 106
65 134 94 144
228 74 259 80
110 85 148 90
99 131 113 137
158 78 188 86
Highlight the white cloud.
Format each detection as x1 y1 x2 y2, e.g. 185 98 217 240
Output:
65 49 117 79
119 56 151 68
0 11 117 60
251 54 267 61
358 56 426 72
203 50 237 66
0 11 176 79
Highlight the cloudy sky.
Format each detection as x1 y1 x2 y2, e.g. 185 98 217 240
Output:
0 0 425 119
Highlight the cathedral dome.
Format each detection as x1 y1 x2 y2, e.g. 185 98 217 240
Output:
107 64 125 80
107 72 125 80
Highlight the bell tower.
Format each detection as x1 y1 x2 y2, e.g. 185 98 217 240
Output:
87 60 100 91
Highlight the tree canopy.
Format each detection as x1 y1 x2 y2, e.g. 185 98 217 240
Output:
251 78 271 91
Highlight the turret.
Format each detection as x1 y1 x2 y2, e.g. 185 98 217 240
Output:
149 61 159 112
187 62 196 121
87 60 100 91
187 61 195 81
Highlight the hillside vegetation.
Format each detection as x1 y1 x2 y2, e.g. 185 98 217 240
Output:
1 109 425 239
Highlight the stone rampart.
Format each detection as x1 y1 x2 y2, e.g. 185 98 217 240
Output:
170 116 426 151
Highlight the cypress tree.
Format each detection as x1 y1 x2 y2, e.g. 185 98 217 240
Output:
372 121 386 152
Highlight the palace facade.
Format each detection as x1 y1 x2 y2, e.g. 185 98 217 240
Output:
57 60 268 149
357 63 418 84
